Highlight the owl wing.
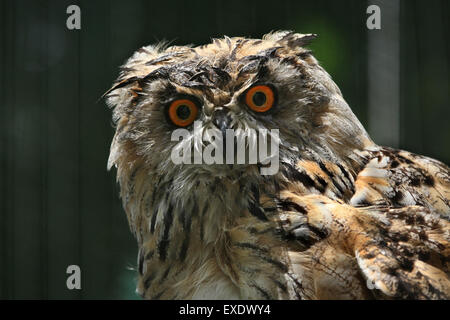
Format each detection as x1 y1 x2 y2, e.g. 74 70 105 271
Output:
276 192 450 299
274 147 450 299
350 147 450 219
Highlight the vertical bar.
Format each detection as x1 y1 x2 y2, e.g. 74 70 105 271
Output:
367 0 400 147
400 0 449 162
399 0 423 154
5 0 15 299
0 0 4 299
0 0 12 299
39 0 49 299
79 0 113 299
11 0 46 298
46 0 82 299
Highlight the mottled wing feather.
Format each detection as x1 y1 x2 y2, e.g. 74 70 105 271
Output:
277 147 450 299
351 147 450 218
276 192 450 299
354 205 450 299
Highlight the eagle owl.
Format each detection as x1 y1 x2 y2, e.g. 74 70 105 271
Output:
105 31 450 299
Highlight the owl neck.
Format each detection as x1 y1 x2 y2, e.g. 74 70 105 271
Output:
155 174 266 244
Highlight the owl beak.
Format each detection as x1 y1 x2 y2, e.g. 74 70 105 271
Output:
212 108 233 138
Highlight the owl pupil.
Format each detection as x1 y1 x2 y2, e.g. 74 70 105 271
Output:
176 105 191 120
252 92 266 107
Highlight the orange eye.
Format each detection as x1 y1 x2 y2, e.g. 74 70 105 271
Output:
244 85 276 113
167 98 199 127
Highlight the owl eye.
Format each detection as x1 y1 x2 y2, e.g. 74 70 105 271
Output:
167 98 199 127
244 84 276 113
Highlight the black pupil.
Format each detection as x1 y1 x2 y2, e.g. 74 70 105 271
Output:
176 105 191 120
252 91 267 107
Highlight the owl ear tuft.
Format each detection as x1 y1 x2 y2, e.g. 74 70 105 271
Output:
281 32 318 49
265 30 318 48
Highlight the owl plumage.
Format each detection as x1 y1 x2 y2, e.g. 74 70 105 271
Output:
106 31 450 299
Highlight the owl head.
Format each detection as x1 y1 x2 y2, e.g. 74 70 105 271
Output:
106 31 372 200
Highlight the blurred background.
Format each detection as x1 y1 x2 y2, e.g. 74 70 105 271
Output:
0 0 449 299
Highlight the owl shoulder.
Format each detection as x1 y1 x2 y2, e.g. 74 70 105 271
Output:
350 146 450 218
274 191 450 299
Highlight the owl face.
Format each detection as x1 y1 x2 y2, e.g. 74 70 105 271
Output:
106 31 371 189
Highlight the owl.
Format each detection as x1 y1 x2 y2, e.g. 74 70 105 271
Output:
105 31 450 299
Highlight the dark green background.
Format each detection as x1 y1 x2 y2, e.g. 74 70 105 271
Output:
0 0 449 299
